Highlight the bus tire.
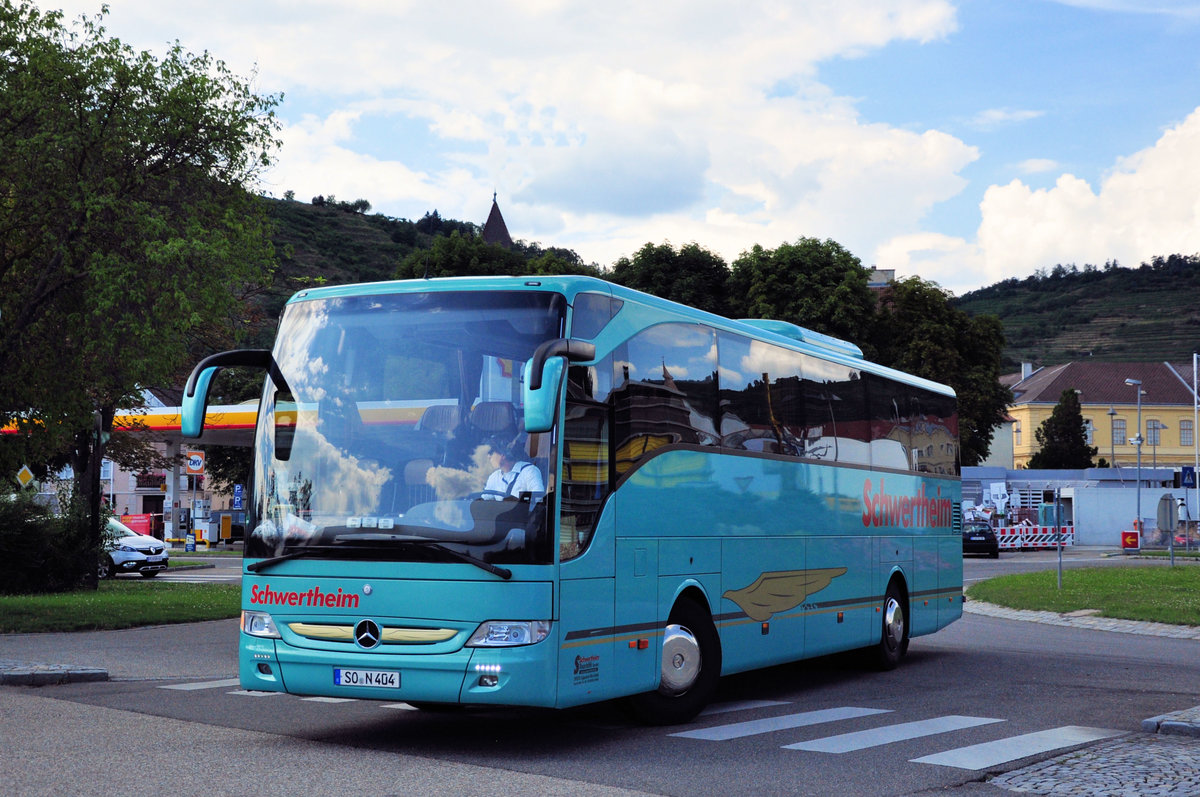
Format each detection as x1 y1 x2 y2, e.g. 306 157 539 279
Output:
625 598 721 726
873 580 908 671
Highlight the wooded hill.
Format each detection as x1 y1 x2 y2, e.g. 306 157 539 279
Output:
260 196 592 322
952 255 1200 369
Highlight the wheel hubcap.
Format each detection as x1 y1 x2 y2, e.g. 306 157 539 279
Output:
659 623 701 695
883 597 904 649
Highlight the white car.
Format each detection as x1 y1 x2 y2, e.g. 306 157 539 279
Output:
100 518 170 578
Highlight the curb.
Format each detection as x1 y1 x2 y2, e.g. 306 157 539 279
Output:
1143 708 1200 738
162 563 215 573
0 662 109 685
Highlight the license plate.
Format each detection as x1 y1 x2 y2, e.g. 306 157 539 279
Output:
333 668 400 688
147 555 163 562
969 536 986 541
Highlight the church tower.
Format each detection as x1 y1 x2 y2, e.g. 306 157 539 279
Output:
481 192 514 248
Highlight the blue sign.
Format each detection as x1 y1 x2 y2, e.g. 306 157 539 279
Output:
232 483 245 510
1182 466 1196 489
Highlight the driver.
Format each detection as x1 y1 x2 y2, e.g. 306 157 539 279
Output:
482 437 544 500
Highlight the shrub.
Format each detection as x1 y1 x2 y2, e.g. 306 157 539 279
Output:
0 490 95 594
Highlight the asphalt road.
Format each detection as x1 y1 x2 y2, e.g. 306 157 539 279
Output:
2 548 1199 796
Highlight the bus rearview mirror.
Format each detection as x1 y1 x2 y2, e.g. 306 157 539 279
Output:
523 357 564 434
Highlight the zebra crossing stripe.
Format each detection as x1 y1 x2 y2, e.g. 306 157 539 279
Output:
784 715 1004 753
160 678 241 690
911 725 1125 770
671 707 891 741
700 700 792 717
302 696 357 703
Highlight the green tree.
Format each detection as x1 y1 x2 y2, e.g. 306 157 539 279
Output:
870 277 1011 467
394 231 529 279
395 229 602 279
0 3 280 584
1028 389 1097 469
610 242 731 316
728 238 876 347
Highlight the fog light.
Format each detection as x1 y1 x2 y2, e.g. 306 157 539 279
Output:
478 674 499 687
257 663 273 675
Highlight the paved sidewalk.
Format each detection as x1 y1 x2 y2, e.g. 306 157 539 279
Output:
966 599 1200 795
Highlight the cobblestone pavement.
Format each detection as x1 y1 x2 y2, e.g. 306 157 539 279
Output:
967 600 1200 795
989 734 1200 795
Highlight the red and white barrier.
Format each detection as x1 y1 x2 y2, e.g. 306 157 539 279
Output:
994 526 1074 550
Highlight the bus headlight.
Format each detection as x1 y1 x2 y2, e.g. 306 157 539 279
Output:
466 620 551 647
242 610 281 638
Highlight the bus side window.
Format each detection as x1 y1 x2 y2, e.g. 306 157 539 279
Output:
802 359 870 466
562 362 612 561
911 388 959 475
717 333 805 456
612 323 718 476
571 292 623 340
867 373 912 471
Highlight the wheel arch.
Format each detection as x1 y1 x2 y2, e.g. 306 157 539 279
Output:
883 566 910 610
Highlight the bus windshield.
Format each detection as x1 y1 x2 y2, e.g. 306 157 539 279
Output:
246 290 566 567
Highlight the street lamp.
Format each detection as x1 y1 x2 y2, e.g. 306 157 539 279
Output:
1107 406 1117 467
1125 378 1144 540
1149 420 1169 469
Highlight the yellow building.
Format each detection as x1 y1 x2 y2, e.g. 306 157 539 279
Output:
1007 361 1199 470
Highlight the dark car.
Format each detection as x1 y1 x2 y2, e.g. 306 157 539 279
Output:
962 521 999 558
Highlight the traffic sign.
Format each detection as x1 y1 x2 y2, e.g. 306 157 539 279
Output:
16 465 34 488
232 483 244 510
1182 466 1196 489
185 450 206 475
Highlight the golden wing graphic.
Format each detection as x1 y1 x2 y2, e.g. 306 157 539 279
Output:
722 567 848 622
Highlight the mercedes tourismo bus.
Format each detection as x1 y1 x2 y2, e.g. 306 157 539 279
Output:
182 275 962 724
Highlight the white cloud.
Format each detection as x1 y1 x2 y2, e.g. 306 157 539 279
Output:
969 108 1044 130
1048 0 1200 19
1018 158 1061 174
888 107 1200 293
874 232 983 294
46 0 975 269
976 107 1200 281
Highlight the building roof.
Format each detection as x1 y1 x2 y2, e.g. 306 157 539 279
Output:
481 193 513 248
1009 361 1197 407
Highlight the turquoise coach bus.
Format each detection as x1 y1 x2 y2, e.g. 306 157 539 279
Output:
182 275 962 724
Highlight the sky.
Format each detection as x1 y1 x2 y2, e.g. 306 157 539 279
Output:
41 0 1200 295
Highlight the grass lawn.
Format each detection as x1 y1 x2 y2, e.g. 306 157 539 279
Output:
0 581 241 633
3 565 1198 635
967 565 1200 627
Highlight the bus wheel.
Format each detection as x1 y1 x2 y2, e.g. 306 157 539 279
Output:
874 581 907 671
626 599 721 725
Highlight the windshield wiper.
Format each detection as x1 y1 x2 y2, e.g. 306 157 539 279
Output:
247 545 339 573
247 535 513 580
415 540 512 580
327 533 512 580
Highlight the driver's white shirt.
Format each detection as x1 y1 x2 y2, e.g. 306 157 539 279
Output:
483 461 544 499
